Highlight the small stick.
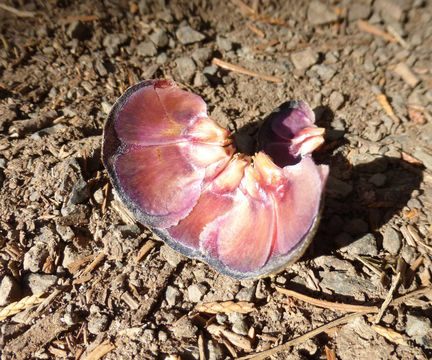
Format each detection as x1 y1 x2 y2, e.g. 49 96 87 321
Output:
121 291 139 310
81 251 105 276
102 183 110 214
67 254 97 274
407 225 432 253
247 23 265 38
275 286 378 313
135 240 157 262
85 339 116 360
0 3 35 17
373 272 401 324
386 25 409 49
357 20 397 43
26 288 63 324
198 332 206 360
353 255 384 277
72 273 92 285
211 58 282 83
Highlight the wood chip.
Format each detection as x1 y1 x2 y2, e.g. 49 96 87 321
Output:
207 324 252 351
372 324 408 346
393 62 420 87
195 301 255 314
135 239 157 262
85 339 116 360
8 110 58 137
325 345 337 360
81 251 105 276
376 93 398 122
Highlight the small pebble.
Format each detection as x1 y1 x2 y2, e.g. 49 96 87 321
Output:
175 57 197 82
187 283 207 302
150 29 169 48
290 48 319 70
0 275 21 306
382 227 402 255
307 1 338 25
192 47 213 66
176 26 205 45
136 41 157 57
329 91 345 110
340 233 378 256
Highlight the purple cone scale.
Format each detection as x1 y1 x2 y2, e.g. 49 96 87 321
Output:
102 80 329 279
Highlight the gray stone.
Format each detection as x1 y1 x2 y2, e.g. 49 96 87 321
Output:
176 26 205 45
406 314 431 339
290 48 319 70
25 274 57 294
329 91 344 110
319 271 377 297
343 218 369 236
308 1 339 25
375 0 405 22
160 245 185 267
193 72 210 87
203 65 218 76
136 41 157 57
175 57 197 82
88 314 110 335
61 304 80 326
150 29 169 48
229 312 249 335
171 317 198 338
56 224 75 242
62 244 80 269
216 35 233 51
348 3 371 22
326 176 353 199
158 330 168 342
341 233 378 256
208 339 225 360
23 243 49 272
311 64 336 81
400 246 417 264
68 178 90 205
216 313 228 325
187 283 207 302
235 286 255 302
165 285 181 306
192 47 213 66
156 52 168 65
369 173 387 187
103 33 128 56
0 275 21 306
382 227 402 255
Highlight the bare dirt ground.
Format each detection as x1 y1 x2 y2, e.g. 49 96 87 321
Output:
1 0 432 359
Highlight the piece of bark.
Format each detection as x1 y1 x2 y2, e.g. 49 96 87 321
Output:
9 110 57 137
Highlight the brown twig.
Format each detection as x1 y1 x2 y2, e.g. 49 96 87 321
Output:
357 20 397 43
135 240 157 262
376 93 398 122
81 251 105 276
85 339 116 360
275 286 378 313
211 58 282 83
237 312 363 360
373 272 401 324
247 23 265 38
195 301 256 314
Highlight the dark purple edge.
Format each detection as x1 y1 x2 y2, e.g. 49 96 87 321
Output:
103 84 325 279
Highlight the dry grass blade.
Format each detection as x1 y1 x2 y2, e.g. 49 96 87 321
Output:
237 312 363 360
195 301 255 314
85 339 116 360
0 3 35 17
407 225 432 253
211 58 282 82
0 292 45 321
275 286 378 313
372 325 408 346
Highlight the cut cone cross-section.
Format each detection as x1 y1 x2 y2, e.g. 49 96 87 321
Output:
102 80 328 279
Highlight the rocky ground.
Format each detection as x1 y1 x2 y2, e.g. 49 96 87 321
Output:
0 0 432 359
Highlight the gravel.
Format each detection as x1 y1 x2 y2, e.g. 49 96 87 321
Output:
24 274 57 294
136 41 158 57
307 1 339 25
175 57 197 82
382 227 402 255
176 26 206 45
290 48 319 70
0 275 21 306
187 283 207 302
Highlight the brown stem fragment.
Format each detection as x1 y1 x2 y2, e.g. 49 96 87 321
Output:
9 110 58 137
211 58 282 83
